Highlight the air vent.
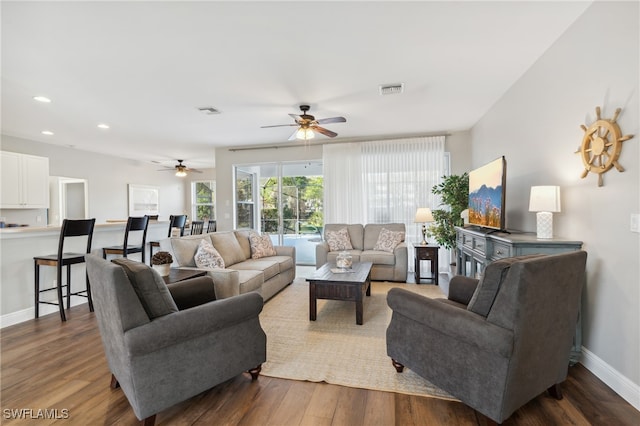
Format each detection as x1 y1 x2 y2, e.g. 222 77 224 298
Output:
197 106 221 115
379 83 404 95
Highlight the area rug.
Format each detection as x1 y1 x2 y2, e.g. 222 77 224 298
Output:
259 280 457 400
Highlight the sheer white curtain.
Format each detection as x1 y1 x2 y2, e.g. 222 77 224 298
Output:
323 143 365 223
323 136 447 273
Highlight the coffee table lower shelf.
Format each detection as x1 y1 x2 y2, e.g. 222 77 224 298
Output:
307 262 373 325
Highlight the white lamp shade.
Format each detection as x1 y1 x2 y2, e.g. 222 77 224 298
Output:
529 186 561 213
414 207 434 223
296 127 315 140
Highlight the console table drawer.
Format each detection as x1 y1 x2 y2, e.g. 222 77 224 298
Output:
492 242 511 259
462 233 486 255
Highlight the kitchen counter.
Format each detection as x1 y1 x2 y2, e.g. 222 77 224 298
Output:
1 220 169 326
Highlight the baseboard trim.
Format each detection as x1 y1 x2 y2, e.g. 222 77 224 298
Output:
581 346 640 411
1 297 88 328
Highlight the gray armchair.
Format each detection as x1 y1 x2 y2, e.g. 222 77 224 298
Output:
85 255 266 426
386 251 587 424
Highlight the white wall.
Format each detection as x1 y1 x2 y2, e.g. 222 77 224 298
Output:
0 134 214 222
471 1 639 407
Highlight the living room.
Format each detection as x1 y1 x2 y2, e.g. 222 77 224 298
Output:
1 1 638 424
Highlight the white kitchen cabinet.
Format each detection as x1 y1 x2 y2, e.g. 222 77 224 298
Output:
1 151 50 208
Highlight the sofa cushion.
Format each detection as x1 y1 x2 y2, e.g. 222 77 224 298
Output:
111 258 178 319
360 250 396 265
170 234 212 267
234 230 252 259
233 259 280 281
270 255 294 273
194 239 225 269
210 231 246 267
236 269 264 294
326 227 354 251
363 223 405 250
373 227 405 253
249 232 277 259
467 254 547 317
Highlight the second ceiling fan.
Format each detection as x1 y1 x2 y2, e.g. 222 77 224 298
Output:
261 105 346 141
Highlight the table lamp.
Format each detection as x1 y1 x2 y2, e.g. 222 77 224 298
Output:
414 207 434 245
529 186 561 239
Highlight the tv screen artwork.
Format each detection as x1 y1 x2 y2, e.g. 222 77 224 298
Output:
468 156 506 230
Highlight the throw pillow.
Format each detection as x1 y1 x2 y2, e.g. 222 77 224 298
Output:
194 239 225 269
467 254 547 317
249 232 277 259
111 258 178 319
373 227 405 252
325 227 353 251
209 232 246 266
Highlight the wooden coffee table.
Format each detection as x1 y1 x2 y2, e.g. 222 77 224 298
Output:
307 261 373 325
162 268 206 284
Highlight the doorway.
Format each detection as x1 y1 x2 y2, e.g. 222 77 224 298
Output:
234 161 323 265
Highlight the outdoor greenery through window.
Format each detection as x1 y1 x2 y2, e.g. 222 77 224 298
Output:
236 170 255 229
191 181 215 221
260 176 323 235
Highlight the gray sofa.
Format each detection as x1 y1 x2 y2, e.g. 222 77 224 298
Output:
386 251 587 424
315 223 407 282
85 254 266 425
160 230 295 301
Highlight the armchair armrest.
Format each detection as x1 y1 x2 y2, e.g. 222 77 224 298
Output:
387 288 513 358
448 275 479 306
125 292 264 356
167 276 216 310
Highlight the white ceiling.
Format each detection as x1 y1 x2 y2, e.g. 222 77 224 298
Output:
1 1 592 169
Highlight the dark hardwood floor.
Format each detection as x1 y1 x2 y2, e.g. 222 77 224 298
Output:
1 305 638 426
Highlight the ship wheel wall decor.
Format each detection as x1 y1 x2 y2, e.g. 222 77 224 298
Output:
577 106 634 186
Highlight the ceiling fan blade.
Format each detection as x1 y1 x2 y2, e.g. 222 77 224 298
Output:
187 169 203 173
312 126 338 138
287 129 299 141
261 124 298 128
289 114 303 122
316 116 346 125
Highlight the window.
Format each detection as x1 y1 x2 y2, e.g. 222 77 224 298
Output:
235 170 255 229
191 181 215 221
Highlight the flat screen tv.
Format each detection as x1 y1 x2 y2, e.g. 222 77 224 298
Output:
468 156 506 231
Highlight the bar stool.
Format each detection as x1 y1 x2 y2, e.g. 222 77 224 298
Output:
103 216 150 263
190 220 204 235
34 218 96 321
148 214 187 265
206 220 217 233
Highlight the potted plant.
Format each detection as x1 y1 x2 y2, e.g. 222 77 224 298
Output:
151 251 173 276
430 173 469 252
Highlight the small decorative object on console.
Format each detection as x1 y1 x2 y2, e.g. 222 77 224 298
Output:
336 251 353 270
151 251 173 276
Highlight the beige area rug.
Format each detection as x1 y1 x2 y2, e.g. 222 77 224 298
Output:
259 280 457 400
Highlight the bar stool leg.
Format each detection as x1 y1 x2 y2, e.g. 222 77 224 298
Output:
57 264 66 322
34 261 40 319
66 264 72 309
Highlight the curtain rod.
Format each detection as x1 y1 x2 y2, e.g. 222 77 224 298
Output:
227 132 450 152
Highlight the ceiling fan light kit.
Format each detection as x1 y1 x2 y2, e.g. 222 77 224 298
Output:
261 104 346 141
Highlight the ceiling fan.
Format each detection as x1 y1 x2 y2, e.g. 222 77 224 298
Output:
158 160 202 177
261 105 346 141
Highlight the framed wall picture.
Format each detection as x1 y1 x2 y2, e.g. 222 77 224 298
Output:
128 184 159 216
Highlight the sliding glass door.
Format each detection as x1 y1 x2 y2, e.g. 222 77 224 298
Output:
234 161 323 265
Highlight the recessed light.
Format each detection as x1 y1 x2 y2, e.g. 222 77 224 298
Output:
97 123 110 129
33 96 52 103
41 130 54 136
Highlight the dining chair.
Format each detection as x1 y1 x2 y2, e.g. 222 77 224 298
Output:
206 220 217 233
103 216 150 263
190 220 204 235
34 218 96 321
149 215 188 265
